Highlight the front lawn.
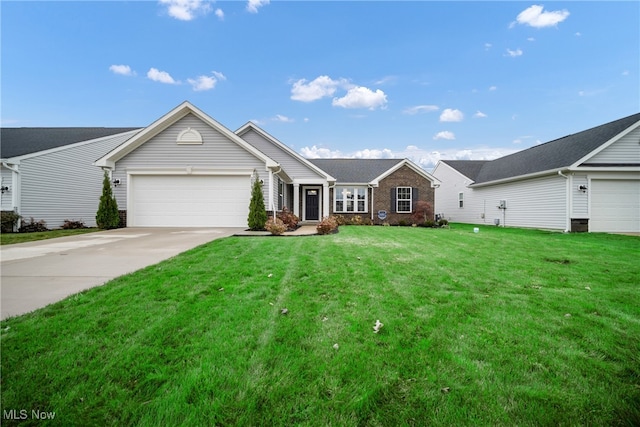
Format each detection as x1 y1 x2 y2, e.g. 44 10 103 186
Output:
1 225 639 426
0 228 100 245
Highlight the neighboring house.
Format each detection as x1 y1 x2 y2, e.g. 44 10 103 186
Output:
308 158 440 225
1 127 141 228
93 101 439 228
433 113 640 233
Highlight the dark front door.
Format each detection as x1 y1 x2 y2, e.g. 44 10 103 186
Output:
305 189 319 220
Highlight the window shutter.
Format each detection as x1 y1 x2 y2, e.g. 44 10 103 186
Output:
412 187 419 211
390 187 396 213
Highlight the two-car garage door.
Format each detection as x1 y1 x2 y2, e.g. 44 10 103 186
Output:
590 179 640 233
129 175 251 227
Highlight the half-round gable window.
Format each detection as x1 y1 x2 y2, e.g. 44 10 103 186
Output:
176 127 203 145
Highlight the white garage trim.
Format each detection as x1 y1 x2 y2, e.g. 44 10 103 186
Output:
127 169 253 227
590 179 640 233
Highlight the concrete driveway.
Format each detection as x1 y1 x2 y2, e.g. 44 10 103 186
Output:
0 227 241 320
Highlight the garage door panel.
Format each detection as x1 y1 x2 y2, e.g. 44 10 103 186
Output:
130 175 251 227
591 180 640 233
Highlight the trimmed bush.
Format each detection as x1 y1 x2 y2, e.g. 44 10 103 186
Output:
19 217 49 233
62 219 87 230
316 216 339 235
277 207 299 231
265 218 287 235
1 211 21 233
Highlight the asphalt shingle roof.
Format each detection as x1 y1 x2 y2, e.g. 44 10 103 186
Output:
0 127 141 158
308 158 404 183
444 113 640 185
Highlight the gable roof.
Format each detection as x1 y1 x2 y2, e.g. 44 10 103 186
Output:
1 127 141 159
439 160 489 181
308 159 404 183
235 122 335 182
443 113 640 186
94 101 279 169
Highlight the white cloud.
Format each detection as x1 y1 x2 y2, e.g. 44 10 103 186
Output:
109 64 135 76
215 8 224 19
527 37 536 42
147 68 179 84
622 70 629 76
506 48 523 58
159 0 212 21
575 32 582 37
300 145 343 159
474 111 488 118
484 43 492 50
246 0 269 13
403 105 439 115
332 86 387 110
439 108 464 122
514 4 570 28
353 148 394 159
290 75 347 102
274 114 294 123
188 71 225 91
434 131 456 140
489 86 497 91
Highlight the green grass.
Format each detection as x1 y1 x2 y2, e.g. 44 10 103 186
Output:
0 228 100 245
1 225 639 426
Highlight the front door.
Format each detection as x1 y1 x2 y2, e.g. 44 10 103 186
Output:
305 189 319 221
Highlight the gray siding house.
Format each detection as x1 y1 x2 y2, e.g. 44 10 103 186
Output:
433 113 640 233
1 128 140 228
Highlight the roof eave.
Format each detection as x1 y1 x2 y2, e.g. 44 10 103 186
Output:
469 167 567 188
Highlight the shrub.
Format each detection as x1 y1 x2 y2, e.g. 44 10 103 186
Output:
398 220 409 227
277 207 299 231
19 217 49 233
96 171 120 229
62 219 87 230
422 219 436 228
438 218 449 227
411 200 434 224
333 215 348 226
265 218 287 235
316 216 339 235
1 211 21 233
350 215 363 225
247 177 267 231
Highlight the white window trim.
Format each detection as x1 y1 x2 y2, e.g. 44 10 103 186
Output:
397 187 412 213
458 192 464 208
334 186 368 213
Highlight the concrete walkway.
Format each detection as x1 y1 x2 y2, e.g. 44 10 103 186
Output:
0 227 241 320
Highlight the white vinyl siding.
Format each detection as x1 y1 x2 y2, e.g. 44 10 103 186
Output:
11 131 135 228
590 179 640 232
113 114 268 208
1 167 13 211
586 128 640 164
572 174 589 218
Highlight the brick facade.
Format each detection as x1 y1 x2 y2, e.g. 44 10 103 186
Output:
325 164 435 225
375 164 435 225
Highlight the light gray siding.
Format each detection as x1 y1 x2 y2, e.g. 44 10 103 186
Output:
586 127 640 164
239 129 326 181
571 174 589 217
1 167 13 211
113 114 269 207
17 131 136 228
435 161 569 230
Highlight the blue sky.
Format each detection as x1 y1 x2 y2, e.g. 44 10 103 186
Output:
2 1 638 170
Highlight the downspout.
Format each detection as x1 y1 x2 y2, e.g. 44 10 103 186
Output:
558 170 570 232
368 184 375 221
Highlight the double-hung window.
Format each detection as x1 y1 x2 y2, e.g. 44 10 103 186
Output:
396 187 412 213
458 192 464 208
335 187 367 213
